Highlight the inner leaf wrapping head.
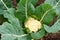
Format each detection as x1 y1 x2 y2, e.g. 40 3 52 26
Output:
25 17 42 32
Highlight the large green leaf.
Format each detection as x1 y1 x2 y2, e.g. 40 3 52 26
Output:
0 0 13 24
4 13 24 34
0 0 13 9
17 0 35 13
3 0 13 8
0 0 6 14
0 12 32 40
17 0 25 12
44 0 60 18
27 2 35 15
31 29 45 39
0 0 6 10
35 4 56 25
1 34 31 40
0 8 15 26
16 0 35 23
1 34 28 40
44 19 60 33
44 0 58 6
15 11 26 24
0 22 31 40
0 12 24 34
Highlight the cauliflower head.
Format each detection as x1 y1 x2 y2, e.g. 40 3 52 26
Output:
25 17 42 32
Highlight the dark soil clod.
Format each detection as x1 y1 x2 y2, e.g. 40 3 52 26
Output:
42 32 60 40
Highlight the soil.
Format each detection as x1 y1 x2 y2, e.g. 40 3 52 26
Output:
35 0 45 7
42 32 60 40
12 0 17 9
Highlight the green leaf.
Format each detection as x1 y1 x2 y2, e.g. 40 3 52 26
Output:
0 12 32 40
3 0 13 8
4 13 23 33
31 29 45 39
44 0 58 6
0 0 6 14
16 0 35 23
17 0 25 12
35 4 56 25
0 10 5 14
15 12 26 24
1 34 30 40
0 13 24 34
30 0 38 5
17 0 35 13
0 11 24 38
44 0 60 19
0 9 12 23
27 2 35 16
7 8 15 15
0 11 7 24
44 19 60 33
0 0 6 10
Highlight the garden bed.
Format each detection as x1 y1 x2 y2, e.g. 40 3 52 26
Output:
0 0 60 40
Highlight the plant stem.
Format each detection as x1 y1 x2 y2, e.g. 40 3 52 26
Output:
25 0 28 18
40 0 60 22
1 0 8 10
2 34 27 37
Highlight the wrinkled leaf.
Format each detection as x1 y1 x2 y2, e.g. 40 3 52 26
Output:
31 29 45 39
35 4 56 25
45 0 60 19
0 12 32 40
44 19 60 33
1 34 31 40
